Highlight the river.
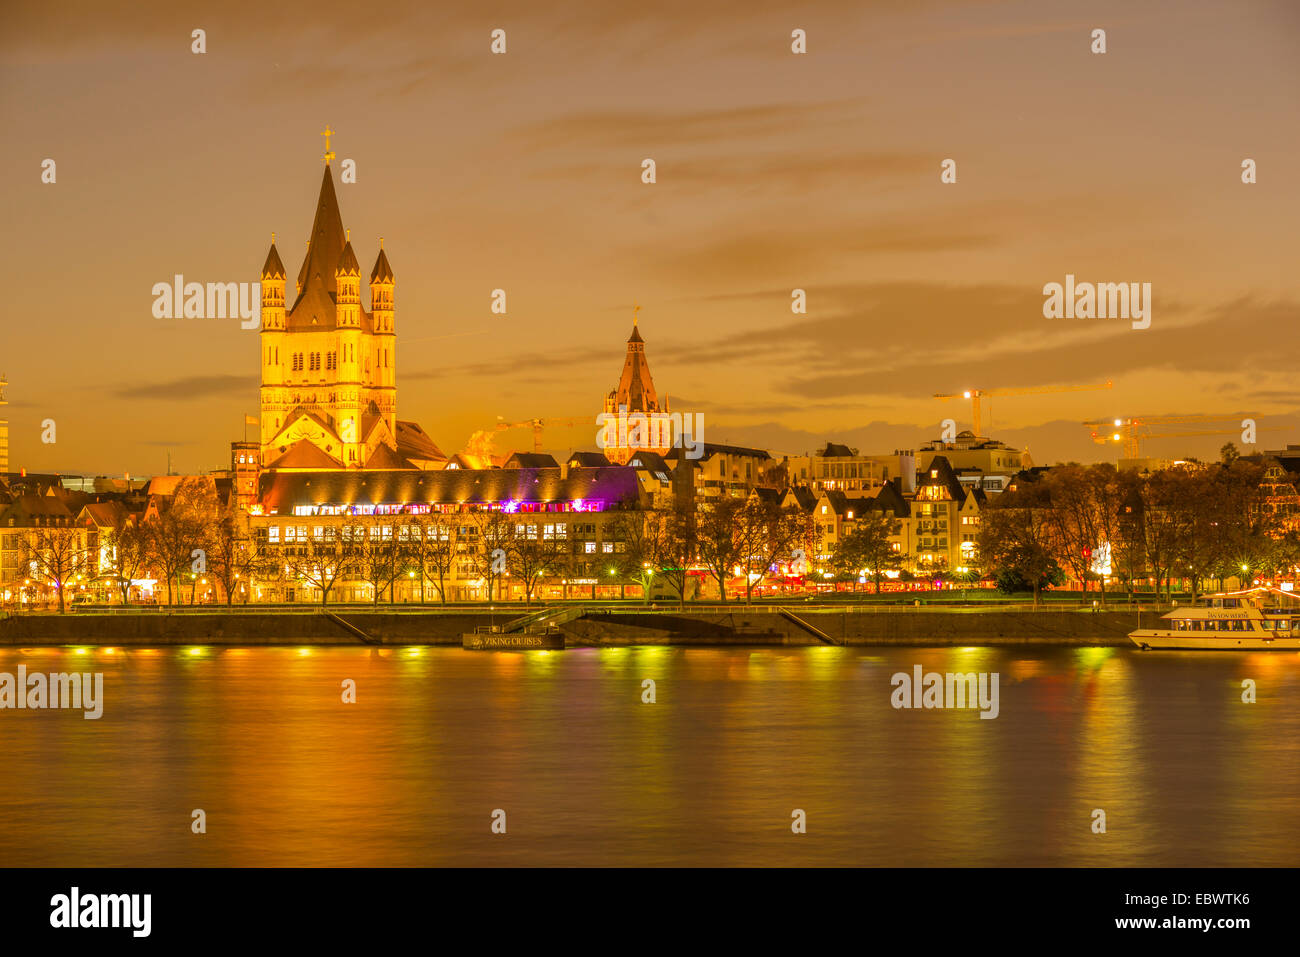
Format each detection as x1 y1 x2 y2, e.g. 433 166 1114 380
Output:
1 645 1296 866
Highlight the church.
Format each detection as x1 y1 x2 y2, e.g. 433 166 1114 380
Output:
255 143 445 472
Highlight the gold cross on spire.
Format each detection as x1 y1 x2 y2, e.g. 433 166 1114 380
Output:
321 125 336 165
633 303 640 326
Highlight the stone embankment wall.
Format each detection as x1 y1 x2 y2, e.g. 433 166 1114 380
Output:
0 607 1143 646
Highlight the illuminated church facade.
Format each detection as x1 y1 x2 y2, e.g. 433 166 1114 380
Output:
256 151 443 472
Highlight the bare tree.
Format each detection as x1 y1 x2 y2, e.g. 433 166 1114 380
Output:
20 525 89 613
144 478 216 605
734 500 815 604
408 514 456 603
469 509 515 602
508 523 566 606
355 521 404 604
693 497 745 601
285 527 356 605
105 512 148 606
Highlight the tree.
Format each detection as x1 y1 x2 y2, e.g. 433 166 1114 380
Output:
733 500 815 604
105 513 148 606
355 521 404 604
508 522 566 606
976 496 1058 608
693 497 745 601
609 511 662 602
144 478 216 605
206 498 258 606
637 503 695 608
19 526 89 613
285 528 356 605
829 512 899 593
469 509 515 601
1041 464 1107 604
408 514 456 603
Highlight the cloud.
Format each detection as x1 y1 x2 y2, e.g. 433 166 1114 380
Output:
112 375 256 401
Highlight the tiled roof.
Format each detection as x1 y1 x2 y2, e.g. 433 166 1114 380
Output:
395 420 445 462
818 442 855 458
258 467 644 512
566 451 609 468
504 453 560 469
266 440 344 470
364 443 416 470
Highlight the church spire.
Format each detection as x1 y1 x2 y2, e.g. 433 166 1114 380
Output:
291 162 347 317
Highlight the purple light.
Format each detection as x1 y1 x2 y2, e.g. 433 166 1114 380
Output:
502 500 520 514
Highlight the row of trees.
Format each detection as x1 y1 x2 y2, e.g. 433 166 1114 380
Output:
19 480 821 610
976 459 1300 606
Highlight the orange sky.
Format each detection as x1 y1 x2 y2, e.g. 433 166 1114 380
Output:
3 0 1298 476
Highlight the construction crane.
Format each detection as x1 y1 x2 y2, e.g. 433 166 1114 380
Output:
1084 415 1271 459
934 381 1113 438
462 410 595 462
493 416 592 453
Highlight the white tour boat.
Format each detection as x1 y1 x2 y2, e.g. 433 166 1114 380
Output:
1130 586 1300 650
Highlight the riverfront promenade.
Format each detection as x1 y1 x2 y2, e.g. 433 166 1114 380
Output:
0 602 1151 646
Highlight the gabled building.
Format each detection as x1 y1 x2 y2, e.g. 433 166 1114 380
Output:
666 442 773 498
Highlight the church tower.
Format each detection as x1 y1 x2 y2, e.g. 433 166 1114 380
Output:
258 132 401 470
602 308 672 464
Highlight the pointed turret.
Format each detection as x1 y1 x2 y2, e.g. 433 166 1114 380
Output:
335 234 361 329
259 234 286 332
370 246 394 284
261 241 286 280
369 240 394 336
370 240 396 395
259 234 288 448
337 238 361 277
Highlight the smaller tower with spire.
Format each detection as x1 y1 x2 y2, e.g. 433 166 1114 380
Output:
258 237 287 451
602 306 672 464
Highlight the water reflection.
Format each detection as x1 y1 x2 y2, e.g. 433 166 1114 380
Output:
0 645 1296 866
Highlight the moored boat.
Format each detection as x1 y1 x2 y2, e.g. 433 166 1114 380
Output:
1130 586 1300 650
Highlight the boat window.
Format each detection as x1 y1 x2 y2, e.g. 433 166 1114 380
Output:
1281 620 1292 631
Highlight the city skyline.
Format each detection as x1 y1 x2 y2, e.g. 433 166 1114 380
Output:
3 0 1298 477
